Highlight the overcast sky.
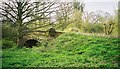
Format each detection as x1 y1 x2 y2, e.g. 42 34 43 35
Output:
59 0 118 15
39 0 118 15
85 2 118 15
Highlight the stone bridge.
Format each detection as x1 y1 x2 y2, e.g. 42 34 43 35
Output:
18 28 64 47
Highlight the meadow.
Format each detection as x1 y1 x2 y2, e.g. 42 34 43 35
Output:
2 33 119 67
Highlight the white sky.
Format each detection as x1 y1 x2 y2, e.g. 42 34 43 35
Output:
58 0 118 15
58 0 119 2
46 0 118 15
84 0 119 2
84 2 118 15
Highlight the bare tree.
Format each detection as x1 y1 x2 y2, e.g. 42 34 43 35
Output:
0 0 56 47
55 2 73 31
72 1 85 30
103 19 115 35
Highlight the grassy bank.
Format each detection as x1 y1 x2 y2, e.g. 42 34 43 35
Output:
2 33 119 67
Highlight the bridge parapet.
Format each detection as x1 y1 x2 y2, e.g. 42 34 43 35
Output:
18 28 64 47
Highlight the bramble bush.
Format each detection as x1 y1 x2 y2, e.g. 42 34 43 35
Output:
2 39 17 49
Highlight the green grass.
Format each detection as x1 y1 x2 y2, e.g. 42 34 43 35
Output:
2 33 120 67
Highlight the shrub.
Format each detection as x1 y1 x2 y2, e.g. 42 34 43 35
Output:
0 40 2 48
2 39 17 49
2 23 18 42
48 28 56 37
81 22 103 33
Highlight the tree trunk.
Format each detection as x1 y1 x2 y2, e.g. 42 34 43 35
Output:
17 37 23 48
17 18 23 48
17 28 24 48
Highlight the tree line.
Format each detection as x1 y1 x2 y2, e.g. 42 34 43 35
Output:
0 0 118 47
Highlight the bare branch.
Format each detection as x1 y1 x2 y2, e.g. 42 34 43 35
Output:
4 2 17 15
0 7 17 20
0 13 16 23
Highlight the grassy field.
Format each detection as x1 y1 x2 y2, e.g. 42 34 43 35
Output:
2 33 119 67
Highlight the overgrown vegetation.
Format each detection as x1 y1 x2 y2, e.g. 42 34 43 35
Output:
2 33 119 67
1 0 119 68
2 39 16 49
